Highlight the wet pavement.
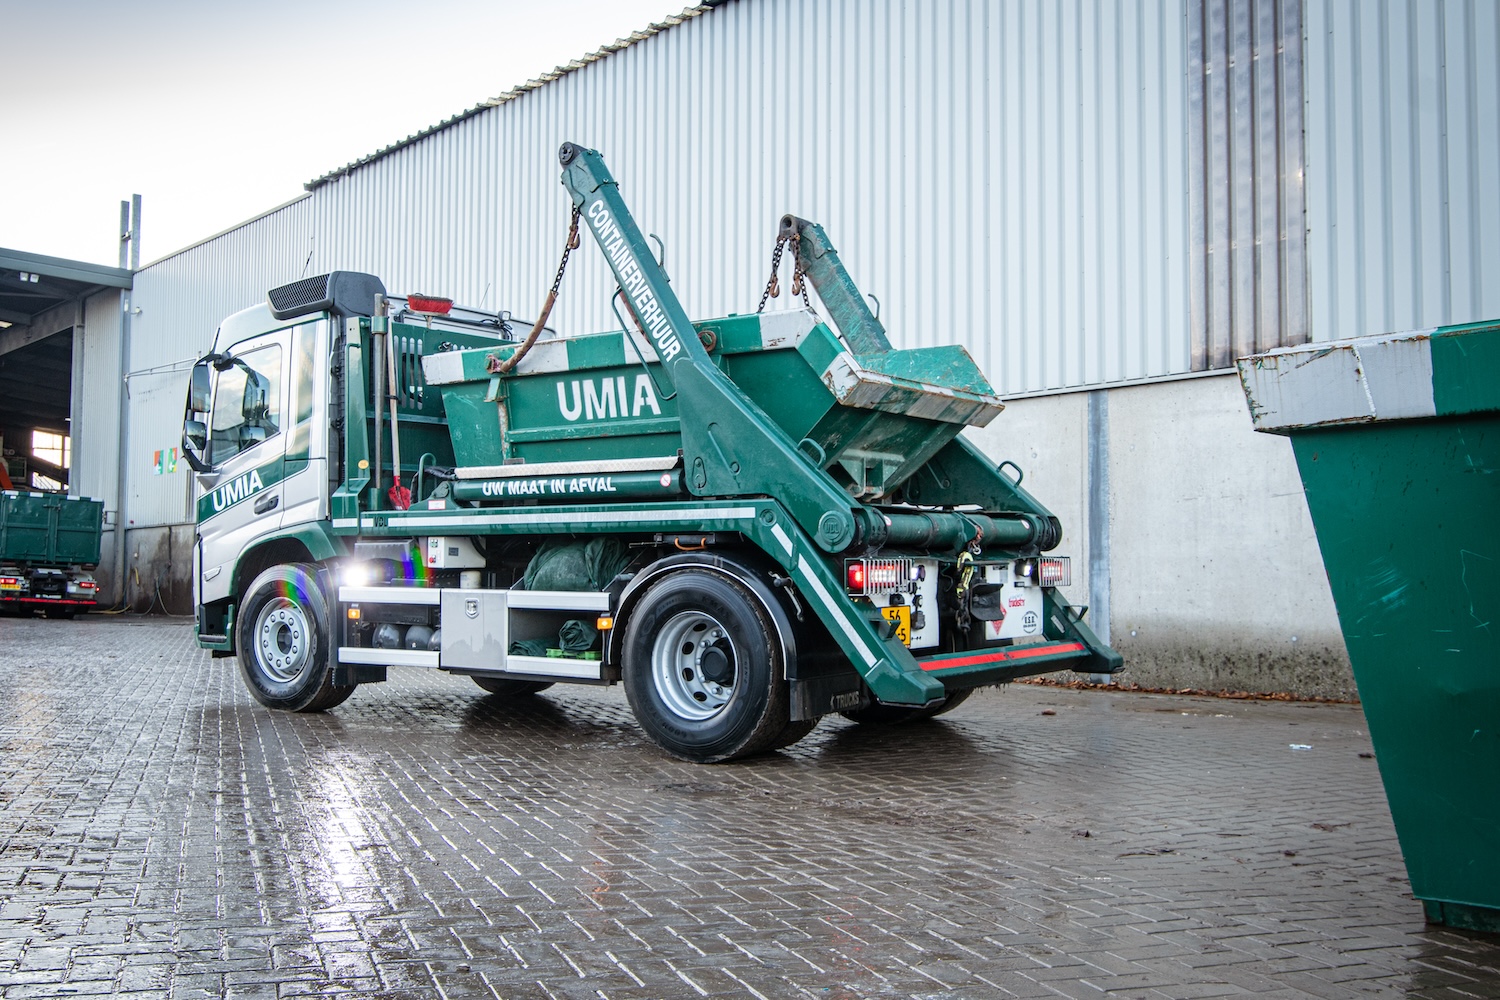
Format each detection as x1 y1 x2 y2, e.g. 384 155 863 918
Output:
1 617 1498 999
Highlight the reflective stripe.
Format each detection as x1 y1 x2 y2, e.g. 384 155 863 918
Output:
919 641 1086 671
383 507 756 530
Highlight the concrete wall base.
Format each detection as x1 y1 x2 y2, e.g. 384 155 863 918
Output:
1113 630 1355 700
972 373 1355 700
105 524 195 616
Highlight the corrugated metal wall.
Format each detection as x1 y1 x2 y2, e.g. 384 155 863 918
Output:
113 0 1198 529
129 0 1495 530
303 0 1194 393
1188 0 1309 369
1305 0 1500 341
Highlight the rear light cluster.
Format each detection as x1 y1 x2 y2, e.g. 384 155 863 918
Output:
0 576 20 588
1039 557 1071 587
78 581 99 590
1015 556 1072 588
845 558 924 595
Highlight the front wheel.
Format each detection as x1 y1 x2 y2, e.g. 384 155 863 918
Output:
621 569 790 763
236 563 354 712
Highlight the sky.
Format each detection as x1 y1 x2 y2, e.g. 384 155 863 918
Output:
0 0 684 268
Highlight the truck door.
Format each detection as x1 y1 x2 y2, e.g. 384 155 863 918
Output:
277 320 329 531
193 331 291 607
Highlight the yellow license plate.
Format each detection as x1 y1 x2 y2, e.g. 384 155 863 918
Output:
881 605 912 645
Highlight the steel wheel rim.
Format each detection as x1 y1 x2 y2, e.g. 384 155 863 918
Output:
651 610 737 721
255 597 309 683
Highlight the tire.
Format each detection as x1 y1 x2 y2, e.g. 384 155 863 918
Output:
236 563 354 712
840 686 975 726
471 676 554 697
621 569 790 763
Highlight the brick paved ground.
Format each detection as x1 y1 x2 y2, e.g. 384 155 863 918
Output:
2 617 1498 999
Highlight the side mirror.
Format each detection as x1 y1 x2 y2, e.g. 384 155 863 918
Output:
188 362 212 413
183 358 215 473
182 421 212 474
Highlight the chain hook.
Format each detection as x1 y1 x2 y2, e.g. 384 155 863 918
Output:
757 236 788 313
494 203 582 375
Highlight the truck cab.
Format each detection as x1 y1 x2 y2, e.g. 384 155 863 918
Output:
185 307 328 620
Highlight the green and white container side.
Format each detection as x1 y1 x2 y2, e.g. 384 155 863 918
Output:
1240 320 1500 933
181 143 1121 763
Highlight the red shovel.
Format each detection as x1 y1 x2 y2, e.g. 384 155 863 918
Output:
387 475 412 510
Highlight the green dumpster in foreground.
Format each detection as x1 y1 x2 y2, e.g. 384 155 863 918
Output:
1239 320 1500 933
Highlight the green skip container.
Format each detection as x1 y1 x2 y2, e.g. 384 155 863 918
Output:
422 309 1003 502
1239 320 1500 933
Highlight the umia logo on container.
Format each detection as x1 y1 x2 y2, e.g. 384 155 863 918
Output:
556 374 662 422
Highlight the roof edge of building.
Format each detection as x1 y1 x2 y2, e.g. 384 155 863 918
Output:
135 191 314 273
303 2 726 193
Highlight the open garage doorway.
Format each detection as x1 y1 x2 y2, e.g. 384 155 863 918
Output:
0 329 75 490
0 251 132 494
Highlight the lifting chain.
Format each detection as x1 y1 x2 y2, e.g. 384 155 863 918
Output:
553 204 583 295
756 232 813 313
490 204 582 375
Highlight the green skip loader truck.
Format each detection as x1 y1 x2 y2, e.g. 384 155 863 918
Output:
179 143 1120 761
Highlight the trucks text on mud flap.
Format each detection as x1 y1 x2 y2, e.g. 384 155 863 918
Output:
181 143 1120 762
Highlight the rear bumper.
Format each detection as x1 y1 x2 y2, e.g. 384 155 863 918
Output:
0 596 97 609
915 640 1090 684
897 593 1123 696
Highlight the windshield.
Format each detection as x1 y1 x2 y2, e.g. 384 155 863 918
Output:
208 344 283 466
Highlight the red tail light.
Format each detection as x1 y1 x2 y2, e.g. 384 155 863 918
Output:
845 558 916 595
1037 557 1072 588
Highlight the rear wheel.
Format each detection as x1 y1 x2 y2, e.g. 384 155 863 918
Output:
840 686 975 725
622 569 790 762
236 563 354 712
471 676 554 697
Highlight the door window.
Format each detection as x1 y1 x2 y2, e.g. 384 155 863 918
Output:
208 345 284 466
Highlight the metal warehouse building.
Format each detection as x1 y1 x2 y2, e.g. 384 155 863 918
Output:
26 0 1499 696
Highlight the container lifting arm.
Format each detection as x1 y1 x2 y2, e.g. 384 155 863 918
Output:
777 214 893 356
556 142 870 554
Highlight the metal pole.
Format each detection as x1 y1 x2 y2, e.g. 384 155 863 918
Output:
129 195 141 270
371 294 386 509
118 201 130 270
112 289 132 609
111 196 140 609
69 300 85 498
1086 389 1112 683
